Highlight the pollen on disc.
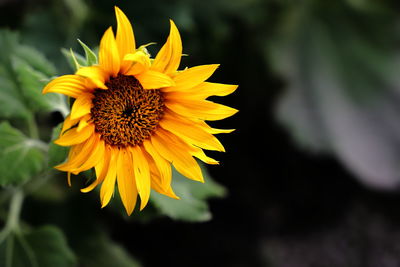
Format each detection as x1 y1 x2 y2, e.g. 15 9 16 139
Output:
91 74 165 148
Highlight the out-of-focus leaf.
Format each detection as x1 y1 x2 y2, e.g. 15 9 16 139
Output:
0 29 67 118
0 31 32 120
77 39 98 66
11 56 68 116
0 122 46 186
0 65 31 120
77 232 141 267
151 165 227 222
270 2 400 189
0 225 76 267
48 123 68 168
14 45 56 77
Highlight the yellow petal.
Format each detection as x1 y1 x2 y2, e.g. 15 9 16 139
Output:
100 148 119 208
67 172 72 186
54 123 94 146
76 66 108 89
99 27 120 77
115 6 135 73
42 75 87 98
81 145 112 193
163 64 219 92
70 137 105 174
190 146 219 165
70 93 93 120
76 115 91 132
198 121 235 134
116 149 138 215
151 128 204 182
123 51 151 76
56 134 97 171
131 146 151 210
136 70 175 89
143 140 172 188
159 112 225 152
151 20 182 75
142 151 179 199
165 82 238 98
59 144 83 181
61 115 80 135
205 127 235 134
165 99 238 121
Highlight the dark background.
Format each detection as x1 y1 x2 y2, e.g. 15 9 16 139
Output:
2 0 400 266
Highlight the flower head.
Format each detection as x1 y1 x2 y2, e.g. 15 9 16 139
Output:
43 6 237 215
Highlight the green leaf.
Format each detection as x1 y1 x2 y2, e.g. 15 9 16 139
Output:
0 30 18 64
0 66 31 120
47 123 68 167
77 232 141 267
61 48 86 72
77 39 98 66
0 225 76 267
0 122 46 186
151 165 227 222
14 45 56 77
11 56 69 116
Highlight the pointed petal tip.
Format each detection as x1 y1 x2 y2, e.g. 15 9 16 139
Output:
67 172 72 187
101 201 108 209
169 19 177 27
139 202 147 211
80 188 90 193
125 208 134 216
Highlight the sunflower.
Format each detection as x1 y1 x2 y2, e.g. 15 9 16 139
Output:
43 6 237 215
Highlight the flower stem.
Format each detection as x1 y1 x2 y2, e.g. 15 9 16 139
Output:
26 114 39 140
0 189 24 244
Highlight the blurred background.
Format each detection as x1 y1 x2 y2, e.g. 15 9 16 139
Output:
1 0 400 266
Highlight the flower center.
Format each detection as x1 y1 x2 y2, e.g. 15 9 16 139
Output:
91 74 164 148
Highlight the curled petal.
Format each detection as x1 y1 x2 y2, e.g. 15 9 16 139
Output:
151 20 182 75
76 66 108 89
143 140 172 188
123 51 151 75
136 70 175 89
81 146 112 193
54 123 94 146
70 93 93 120
151 128 204 182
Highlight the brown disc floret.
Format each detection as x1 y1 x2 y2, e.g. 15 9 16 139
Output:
91 74 164 148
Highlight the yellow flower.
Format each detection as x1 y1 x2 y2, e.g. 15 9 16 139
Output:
43 6 237 215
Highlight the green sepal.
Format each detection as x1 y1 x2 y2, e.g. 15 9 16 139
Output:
77 39 98 66
61 48 86 72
